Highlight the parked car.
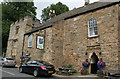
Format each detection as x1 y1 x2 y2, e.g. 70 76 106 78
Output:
19 60 56 77
0 58 16 67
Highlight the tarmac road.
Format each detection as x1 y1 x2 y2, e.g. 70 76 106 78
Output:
1 66 119 79
1 66 57 79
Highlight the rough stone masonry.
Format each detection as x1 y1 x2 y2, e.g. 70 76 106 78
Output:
6 1 120 73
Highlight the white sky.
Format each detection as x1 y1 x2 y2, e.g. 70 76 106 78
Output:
0 0 100 20
34 0 99 21
1 0 119 21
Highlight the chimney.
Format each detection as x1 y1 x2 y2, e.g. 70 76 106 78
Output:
85 0 89 5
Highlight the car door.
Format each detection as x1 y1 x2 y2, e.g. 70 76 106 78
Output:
23 61 32 73
30 61 38 73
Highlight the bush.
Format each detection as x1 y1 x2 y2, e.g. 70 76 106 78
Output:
67 64 73 68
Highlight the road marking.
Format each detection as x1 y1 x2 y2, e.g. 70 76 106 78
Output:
0 69 15 75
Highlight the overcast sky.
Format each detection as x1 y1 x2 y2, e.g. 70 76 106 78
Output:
0 0 99 20
34 0 99 21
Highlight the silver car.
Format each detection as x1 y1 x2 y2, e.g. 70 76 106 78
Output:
0 58 16 67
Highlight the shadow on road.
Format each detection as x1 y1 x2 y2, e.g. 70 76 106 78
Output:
2 66 17 68
1 76 56 79
1 77 108 79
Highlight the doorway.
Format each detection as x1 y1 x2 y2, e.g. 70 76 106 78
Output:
90 52 99 74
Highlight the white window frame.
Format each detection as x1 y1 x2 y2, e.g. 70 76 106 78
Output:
28 34 33 47
88 19 98 37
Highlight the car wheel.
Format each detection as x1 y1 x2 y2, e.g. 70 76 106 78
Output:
33 70 38 77
19 67 23 73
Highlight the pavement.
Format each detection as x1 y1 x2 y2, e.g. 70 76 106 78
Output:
0 66 104 79
53 72 120 79
53 73 99 77
1 67 120 79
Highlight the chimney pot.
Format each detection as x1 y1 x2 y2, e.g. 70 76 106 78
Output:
85 0 89 5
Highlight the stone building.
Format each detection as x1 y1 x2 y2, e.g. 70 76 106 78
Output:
6 16 41 66
6 0 120 73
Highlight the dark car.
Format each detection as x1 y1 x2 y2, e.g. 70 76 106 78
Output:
19 60 55 77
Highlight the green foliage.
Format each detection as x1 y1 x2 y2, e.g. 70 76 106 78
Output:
41 2 69 22
2 2 37 54
67 64 73 68
3 2 37 22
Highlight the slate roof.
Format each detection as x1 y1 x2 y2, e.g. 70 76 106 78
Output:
25 0 120 35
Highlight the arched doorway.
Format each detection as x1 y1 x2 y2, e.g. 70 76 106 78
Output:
90 52 99 74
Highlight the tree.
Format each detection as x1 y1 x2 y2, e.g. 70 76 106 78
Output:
2 2 37 22
2 2 37 54
41 2 69 22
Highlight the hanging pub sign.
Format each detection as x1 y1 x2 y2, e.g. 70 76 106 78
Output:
37 35 44 49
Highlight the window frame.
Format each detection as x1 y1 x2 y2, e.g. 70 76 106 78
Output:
15 26 20 34
88 18 98 37
28 34 33 47
14 41 17 48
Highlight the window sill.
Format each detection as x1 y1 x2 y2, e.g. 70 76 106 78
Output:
28 46 32 48
88 35 99 39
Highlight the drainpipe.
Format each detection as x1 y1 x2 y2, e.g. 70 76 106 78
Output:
22 34 25 56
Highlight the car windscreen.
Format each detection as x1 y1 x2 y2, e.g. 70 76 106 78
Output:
38 61 51 65
6 58 14 60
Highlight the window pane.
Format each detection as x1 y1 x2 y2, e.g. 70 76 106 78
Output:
29 42 32 47
39 61 51 65
27 61 32 64
89 28 93 36
89 21 92 27
28 34 33 47
32 61 37 64
94 27 98 35
88 19 98 36
14 41 17 48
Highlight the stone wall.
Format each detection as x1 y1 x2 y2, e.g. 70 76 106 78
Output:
6 17 29 66
6 16 41 66
23 31 45 61
63 4 119 70
23 4 120 71
23 21 65 67
51 21 65 67
63 13 88 70
118 5 120 70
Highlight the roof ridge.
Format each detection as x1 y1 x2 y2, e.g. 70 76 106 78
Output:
25 1 119 35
